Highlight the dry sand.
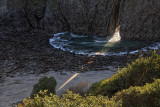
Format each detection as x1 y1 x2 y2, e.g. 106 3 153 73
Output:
0 68 116 107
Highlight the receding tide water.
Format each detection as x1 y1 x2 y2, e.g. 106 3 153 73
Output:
50 32 159 56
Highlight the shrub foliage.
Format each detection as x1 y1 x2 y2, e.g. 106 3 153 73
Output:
18 90 121 107
18 79 160 107
113 79 160 107
31 76 57 97
89 51 160 97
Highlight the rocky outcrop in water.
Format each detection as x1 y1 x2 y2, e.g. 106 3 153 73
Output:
0 0 160 41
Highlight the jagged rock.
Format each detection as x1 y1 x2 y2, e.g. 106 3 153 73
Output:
24 0 47 29
0 10 29 31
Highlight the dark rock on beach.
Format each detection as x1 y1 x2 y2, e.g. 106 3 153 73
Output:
0 29 155 82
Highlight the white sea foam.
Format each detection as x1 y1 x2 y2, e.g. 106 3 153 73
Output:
54 32 67 37
129 50 139 54
94 40 108 43
50 32 160 56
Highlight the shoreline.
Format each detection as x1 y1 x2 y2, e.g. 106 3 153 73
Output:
0 30 157 81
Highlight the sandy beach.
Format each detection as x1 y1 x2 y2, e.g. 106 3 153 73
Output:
0 69 117 107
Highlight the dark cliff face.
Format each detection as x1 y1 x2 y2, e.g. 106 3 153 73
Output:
0 0 160 41
56 0 118 36
45 0 119 36
119 0 160 41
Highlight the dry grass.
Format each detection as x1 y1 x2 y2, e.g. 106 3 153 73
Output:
67 81 88 96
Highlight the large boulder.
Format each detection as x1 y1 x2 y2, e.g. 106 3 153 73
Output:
56 0 118 36
0 0 48 31
24 0 47 29
0 10 29 31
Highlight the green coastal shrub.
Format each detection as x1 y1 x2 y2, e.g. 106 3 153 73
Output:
89 51 160 97
17 80 160 107
31 76 57 97
17 90 121 107
113 79 160 107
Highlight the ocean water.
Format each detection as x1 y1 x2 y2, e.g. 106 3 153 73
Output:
49 32 159 56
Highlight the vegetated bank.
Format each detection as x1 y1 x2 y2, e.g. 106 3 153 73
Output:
17 51 160 107
89 51 160 97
